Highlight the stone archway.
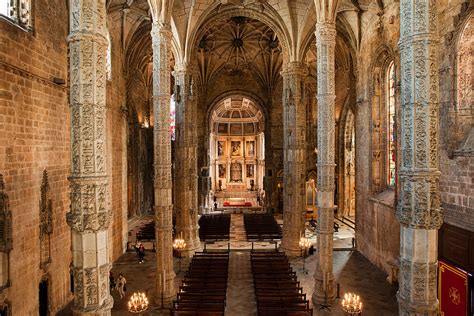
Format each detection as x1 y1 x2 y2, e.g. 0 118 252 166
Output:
341 110 355 219
207 95 266 211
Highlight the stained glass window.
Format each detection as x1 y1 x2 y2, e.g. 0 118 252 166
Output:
170 94 176 141
387 62 396 187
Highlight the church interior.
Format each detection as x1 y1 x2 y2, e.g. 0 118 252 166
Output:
0 0 473 315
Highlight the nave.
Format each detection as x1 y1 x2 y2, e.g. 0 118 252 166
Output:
59 215 398 315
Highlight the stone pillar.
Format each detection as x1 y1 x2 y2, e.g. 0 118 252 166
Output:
280 62 307 257
66 0 113 314
151 22 175 303
313 22 337 306
174 63 201 256
397 0 442 313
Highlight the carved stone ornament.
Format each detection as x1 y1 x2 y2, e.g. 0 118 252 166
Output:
0 175 13 253
280 62 308 258
151 20 176 301
67 0 113 314
397 0 443 313
39 170 53 236
313 20 338 306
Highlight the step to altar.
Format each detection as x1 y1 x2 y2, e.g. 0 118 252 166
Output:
230 213 247 242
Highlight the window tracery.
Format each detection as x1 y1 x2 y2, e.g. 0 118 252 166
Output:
387 62 396 187
454 14 473 154
371 51 397 193
0 0 31 29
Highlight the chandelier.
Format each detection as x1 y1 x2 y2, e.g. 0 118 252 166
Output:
128 292 149 314
341 292 362 315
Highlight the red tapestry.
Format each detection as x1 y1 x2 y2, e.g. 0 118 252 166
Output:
439 261 468 316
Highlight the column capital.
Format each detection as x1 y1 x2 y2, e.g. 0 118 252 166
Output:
173 62 196 75
315 22 337 42
151 22 172 35
281 61 308 77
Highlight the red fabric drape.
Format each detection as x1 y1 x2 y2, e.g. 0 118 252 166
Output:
439 261 468 316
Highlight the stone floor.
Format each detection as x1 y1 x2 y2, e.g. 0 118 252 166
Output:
60 216 399 315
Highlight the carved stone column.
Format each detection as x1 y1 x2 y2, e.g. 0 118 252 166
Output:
280 62 307 257
66 0 113 314
313 22 337 306
397 0 442 313
151 21 176 303
174 63 201 257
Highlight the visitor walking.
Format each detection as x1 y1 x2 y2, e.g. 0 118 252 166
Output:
138 243 145 263
116 273 127 299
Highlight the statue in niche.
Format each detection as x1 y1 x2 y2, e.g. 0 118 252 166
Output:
218 164 226 178
246 164 254 177
246 141 255 156
230 162 242 182
217 141 224 156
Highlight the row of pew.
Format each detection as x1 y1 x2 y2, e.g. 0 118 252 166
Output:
244 214 282 240
251 251 312 315
171 251 229 316
198 214 231 241
136 221 155 241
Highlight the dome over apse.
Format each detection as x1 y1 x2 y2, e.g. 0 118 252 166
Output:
211 97 264 136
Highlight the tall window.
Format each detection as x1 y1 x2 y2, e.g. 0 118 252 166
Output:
106 31 112 80
0 0 31 29
386 62 396 187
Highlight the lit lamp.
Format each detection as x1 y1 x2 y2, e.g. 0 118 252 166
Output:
341 292 363 315
173 236 186 274
299 236 311 274
128 292 149 314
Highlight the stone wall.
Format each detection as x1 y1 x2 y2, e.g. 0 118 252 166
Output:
0 2 130 313
355 0 473 277
0 0 72 314
354 0 401 276
437 1 473 232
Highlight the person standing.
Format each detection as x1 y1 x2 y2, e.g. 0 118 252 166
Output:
134 240 140 258
109 271 115 291
116 273 127 299
138 244 145 263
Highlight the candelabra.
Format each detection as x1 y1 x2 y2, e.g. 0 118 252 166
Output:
173 237 186 274
341 292 363 315
128 292 149 314
299 237 311 274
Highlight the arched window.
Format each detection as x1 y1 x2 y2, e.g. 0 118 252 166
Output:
454 14 473 153
106 31 112 81
386 61 396 187
0 0 32 29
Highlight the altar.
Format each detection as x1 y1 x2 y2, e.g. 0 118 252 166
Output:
207 97 266 212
